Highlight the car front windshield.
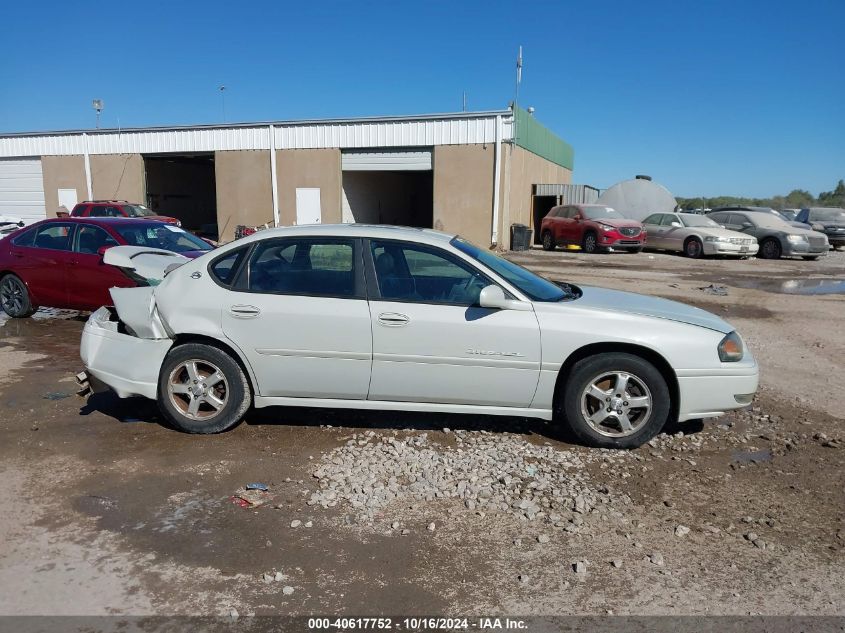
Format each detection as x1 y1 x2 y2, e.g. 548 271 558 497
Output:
681 214 720 228
124 205 156 217
116 224 211 253
809 208 845 222
452 237 568 302
582 206 624 220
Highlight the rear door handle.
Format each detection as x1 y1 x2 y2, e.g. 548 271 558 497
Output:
229 305 261 318
378 312 409 327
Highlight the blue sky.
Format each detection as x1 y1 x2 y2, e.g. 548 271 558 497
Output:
0 0 842 197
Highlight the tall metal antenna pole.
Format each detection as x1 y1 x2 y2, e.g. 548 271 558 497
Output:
514 45 522 142
462 91 467 112
219 85 227 122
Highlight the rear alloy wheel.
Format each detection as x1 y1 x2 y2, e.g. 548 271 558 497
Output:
560 353 670 448
582 232 599 254
0 274 36 318
542 231 555 251
157 343 250 434
684 237 703 259
759 238 782 259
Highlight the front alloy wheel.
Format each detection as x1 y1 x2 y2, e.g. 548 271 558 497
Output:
583 232 598 254
542 231 555 251
580 371 652 437
560 352 670 448
684 238 703 259
0 274 36 318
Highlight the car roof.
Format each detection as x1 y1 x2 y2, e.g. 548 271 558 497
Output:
38 217 171 226
227 223 456 247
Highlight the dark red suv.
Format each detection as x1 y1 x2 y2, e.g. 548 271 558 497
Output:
64 200 181 227
540 204 646 253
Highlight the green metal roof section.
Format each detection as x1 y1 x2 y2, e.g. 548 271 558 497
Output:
514 107 574 171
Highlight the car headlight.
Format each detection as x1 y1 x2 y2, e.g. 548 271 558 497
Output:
786 234 807 243
176 220 182 227
597 223 614 232
718 331 744 362
704 236 730 243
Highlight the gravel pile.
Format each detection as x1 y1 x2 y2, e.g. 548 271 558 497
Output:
308 430 632 524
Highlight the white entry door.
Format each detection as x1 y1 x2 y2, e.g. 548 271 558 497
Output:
295 188 321 225
57 188 78 215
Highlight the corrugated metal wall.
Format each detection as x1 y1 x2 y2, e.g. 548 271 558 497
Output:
0 114 508 157
534 183 599 203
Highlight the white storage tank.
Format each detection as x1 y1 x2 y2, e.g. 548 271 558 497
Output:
596 175 678 221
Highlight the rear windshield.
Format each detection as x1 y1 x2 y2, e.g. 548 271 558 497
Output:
124 205 156 217
809 208 845 222
115 224 211 253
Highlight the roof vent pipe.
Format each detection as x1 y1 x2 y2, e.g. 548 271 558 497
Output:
635 174 652 181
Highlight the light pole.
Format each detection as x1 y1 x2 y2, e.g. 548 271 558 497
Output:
219 85 226 122
92 99 103 129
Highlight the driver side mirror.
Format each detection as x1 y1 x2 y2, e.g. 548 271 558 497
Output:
479 285 532 311
97 245 114 258
741 222 753 228
670 221 683 228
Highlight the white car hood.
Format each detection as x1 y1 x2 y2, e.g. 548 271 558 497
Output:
571 286 734 334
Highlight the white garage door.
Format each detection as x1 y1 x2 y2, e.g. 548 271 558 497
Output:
341 149 432 171
0 158 46 224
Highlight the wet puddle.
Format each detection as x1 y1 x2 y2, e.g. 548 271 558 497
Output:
733 278 845 295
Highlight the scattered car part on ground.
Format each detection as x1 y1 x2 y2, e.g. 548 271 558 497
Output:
796 207 845 249
706 210 828 260
80 224 758 449
642 213 758 258
0 217 212 317
541 204 645 254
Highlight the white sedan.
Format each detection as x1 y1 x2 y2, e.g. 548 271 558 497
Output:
80 225 758 449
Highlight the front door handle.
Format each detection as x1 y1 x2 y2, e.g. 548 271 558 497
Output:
229 305 261 318
378 312 409 327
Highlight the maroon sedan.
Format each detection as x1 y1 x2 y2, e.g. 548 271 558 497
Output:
540 204 646 254
0 217 212 317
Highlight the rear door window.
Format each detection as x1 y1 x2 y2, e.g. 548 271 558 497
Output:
209 247 248 287
245 238 358 298
33 223 74 250
11 227 37 247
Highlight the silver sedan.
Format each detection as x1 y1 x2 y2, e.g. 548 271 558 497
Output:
643 213 759 258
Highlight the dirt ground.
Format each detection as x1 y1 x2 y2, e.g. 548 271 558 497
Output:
0 248 843 617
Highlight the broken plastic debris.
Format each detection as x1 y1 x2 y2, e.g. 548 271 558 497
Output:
245 483 269 491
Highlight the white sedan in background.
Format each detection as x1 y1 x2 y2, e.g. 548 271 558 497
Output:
643 212 759 258
80 225 758 449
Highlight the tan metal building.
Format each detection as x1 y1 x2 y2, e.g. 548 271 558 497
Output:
0 108 573 247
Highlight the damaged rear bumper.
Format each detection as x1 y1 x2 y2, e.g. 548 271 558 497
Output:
80 306 173 399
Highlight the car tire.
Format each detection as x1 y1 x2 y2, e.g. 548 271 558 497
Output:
0 274 37 318
560 353 671 449
684 237 704 259
157 343 251 434
541 231 555 251
582 231 599 254
759 238 782 259
802 256 820 261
